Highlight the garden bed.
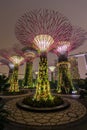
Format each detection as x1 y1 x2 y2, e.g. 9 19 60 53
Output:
16 96 70 112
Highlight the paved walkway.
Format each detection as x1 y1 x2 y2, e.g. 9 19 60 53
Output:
3 95 87 130
0 90 32 99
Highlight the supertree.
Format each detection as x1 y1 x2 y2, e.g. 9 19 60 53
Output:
52 26 87 94
0 48 24 92
13 44 38 88
15 9 72 101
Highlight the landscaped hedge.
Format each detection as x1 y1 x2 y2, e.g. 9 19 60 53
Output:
23 95 64 108
72 78 87 90
2 89 27 96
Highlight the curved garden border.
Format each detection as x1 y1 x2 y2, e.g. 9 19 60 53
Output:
16 99 70 112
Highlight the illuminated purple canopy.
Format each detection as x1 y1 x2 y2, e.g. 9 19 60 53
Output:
15 9 72 52
13 44 38 62
0 48 24 65
52 26 87 56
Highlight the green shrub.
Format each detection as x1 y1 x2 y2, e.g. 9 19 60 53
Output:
3 89 27 96
23 95 64 108
50 81 57 89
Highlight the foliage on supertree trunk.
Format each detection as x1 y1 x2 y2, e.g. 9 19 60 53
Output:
57 61 75 94
23 61 33 88
9 64 19 92
34 53 53 101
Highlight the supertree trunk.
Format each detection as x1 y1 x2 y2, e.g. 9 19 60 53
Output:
51 72 54 82
34 53 53 101
57 55 75 94
9 64 19 92
23 61 33 88
8 68 14 78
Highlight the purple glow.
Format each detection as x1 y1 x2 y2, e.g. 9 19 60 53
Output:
57 41 70 54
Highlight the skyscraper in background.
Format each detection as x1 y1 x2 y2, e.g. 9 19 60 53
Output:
69 57 80 79
54 59 58 81
84 54 87 70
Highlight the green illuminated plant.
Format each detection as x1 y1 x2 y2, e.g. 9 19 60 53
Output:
9 64 19 92
23 61 33 88
34 54 53 101
57 62 75 94
23 95 63 108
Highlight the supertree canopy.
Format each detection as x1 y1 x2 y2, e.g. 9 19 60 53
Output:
13 44 37 88
15 9 72 101
15 9 72 46
0 49 24 92
52 26 87 94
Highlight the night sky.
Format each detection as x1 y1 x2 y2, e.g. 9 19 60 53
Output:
0 0 87 78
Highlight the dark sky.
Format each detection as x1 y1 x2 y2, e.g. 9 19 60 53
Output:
0 0 87 78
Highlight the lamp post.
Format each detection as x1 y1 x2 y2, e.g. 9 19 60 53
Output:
35 71 38 79
49 66 56 82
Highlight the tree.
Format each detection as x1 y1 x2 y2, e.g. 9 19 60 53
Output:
0 74 10 92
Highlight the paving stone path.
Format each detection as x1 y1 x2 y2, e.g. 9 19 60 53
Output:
4 97 86 126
